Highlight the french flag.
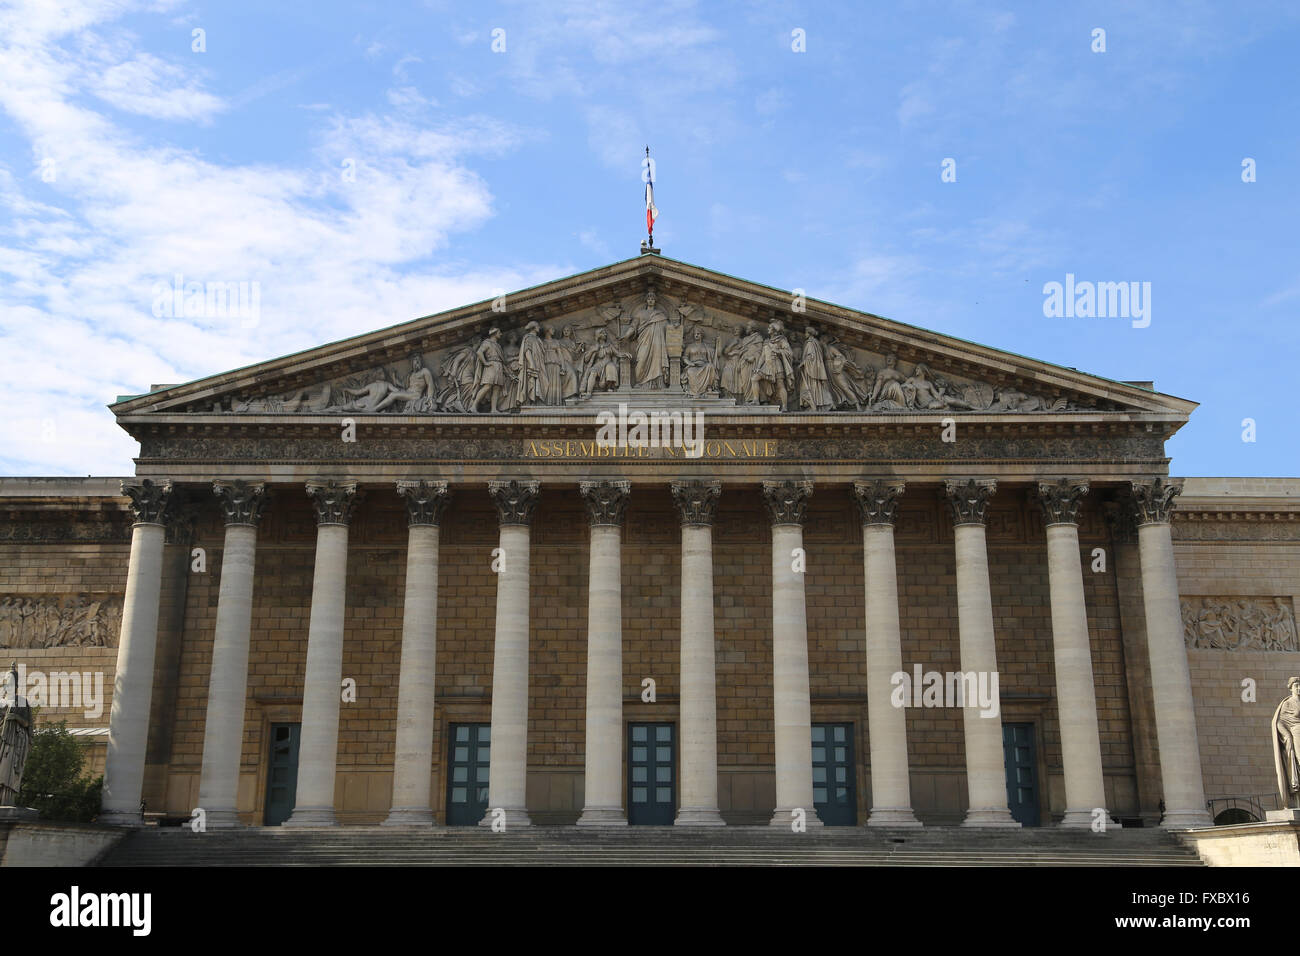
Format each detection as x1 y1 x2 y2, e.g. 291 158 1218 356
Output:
645 179 658 236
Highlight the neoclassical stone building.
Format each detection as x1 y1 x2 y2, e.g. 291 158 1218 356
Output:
2 254 1297 830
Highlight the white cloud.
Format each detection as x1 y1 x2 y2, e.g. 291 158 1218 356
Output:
91 54 225 122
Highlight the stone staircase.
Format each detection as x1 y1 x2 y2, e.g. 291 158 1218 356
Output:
95 825 1204 867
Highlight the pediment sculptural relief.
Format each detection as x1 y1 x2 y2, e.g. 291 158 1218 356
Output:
215 287 1089 416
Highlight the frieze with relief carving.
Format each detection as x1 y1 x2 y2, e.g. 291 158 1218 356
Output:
0 595 124 649
182 287 1100 417
136 433 1167 463
1181 596 1298 652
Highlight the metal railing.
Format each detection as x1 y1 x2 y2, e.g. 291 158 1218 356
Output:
1206 793 1282 824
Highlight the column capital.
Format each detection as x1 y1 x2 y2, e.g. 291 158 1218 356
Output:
396 480 451 527
1034 478 1089 526
761 479 813 526
489 479 541 526
580 479 631 527
943 478 997 526
213 480 269 527
1129 477 1183 526
305 480 360 527
671 479 721 526
121 478 175 526
852 479 905 526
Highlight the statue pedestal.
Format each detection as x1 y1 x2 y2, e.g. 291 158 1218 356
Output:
1266 808 1299 822
0 806 39 822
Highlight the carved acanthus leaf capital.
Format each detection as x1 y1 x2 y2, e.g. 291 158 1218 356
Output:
1129 477 1183 526
396 480 451 527
121 478 175 526
213 480 268 527
305 480 360 526
762 479 814 526
1035 478 1089 526
580 479 631 527
489 479 541 526
852 479 905 526
944 478 997 526
671 479 722 526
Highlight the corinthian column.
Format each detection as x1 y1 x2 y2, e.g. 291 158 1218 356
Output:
1130 478 1212 828
944 478 1018 828
284 480 359 827
384 480 451 827
101 479 175 825
1035 479 1107 827
762 479 822 828
197 480 268 828
577 479 631 827
481 479 540 828
853 480 921 827
671 479 725 826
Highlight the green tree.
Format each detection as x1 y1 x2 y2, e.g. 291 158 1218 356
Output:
18 718 103 823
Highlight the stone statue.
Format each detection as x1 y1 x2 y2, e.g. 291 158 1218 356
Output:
471 328 508 413
438 337 481 412
823 334 872 410
514 321 546 407
1274 677 1300 808
750 320 795 409
628 288 670 388
869 353 908 407
371 354 437 413
580 330 628 397
0 663 33 806
680 328 716 398
797 327 833 411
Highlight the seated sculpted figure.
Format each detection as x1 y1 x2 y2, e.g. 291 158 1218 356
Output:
580 330 629 397
372 354 437 413
680 329 717 398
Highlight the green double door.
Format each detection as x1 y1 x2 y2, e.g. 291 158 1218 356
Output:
446 723 492 825
812 722 857 826
263 722 300 826
628 722 676 825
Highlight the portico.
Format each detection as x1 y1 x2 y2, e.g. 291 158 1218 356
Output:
97 254 1213 829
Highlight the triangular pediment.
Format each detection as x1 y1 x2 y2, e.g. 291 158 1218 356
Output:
110 255 1195 423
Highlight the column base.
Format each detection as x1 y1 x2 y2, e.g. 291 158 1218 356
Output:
203 808 245 829
98 809 146 827
962 807 1021 828
281 807 337 828
1058 807 1108 829
675 807 726 827
866 807 923 828
576 807 628 827
381 807 436 827
477 807 531 828
770 807 824 828
1160 809 1214 829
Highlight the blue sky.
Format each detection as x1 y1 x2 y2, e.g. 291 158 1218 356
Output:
1 0 1297 476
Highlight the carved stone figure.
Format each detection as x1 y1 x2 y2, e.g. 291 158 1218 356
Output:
471 328 508 413
718 322 747 399
680 328 717 398
869 354 908 408
515 321 547 407
0 664 33 806
438 338 480 412
371 354 437 413
580 330 628 397
1275 677 1300 807
1180 596 1298 651
0 595 125 649
823 334 872 410
751 321 795 409
628 288 670 388
797 327 833 411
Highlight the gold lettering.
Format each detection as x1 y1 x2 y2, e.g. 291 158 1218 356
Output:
722 440 737 457
706 440 721 457
564 440 576 457
579 441 593 456
764 440 777 457
527 440 543 457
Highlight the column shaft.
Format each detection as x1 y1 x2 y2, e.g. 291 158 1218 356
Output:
101 521 168 824
197 523 258 827
484 522 532 826
770 521 819 827
284 522 350 826
1138 520 1211 827
577 522 626 825
862 522 921 826
1045 522 1108 825
384 523 441 825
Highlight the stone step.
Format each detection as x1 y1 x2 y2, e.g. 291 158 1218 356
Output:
96 826 1204 867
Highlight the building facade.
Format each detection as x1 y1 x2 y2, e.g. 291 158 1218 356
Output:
2 255 1296 829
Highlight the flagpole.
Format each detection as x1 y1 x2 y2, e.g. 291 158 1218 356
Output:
645 145 653 249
